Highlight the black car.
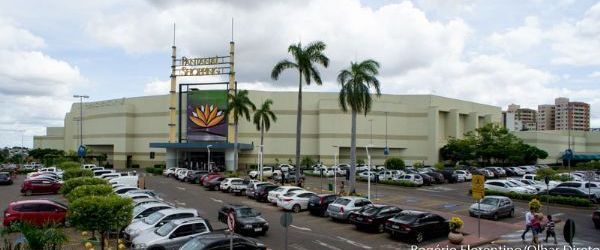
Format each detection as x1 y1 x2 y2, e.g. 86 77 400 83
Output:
180 231 266 250
254 184 278 202
548 187 599 203
503 167 517 177
440 169 459 183
0 172 13 185
593 209 600 229
349 204 402 233
385 210 449 243
424 172 444 184
204 177 225 191
308 194 339 217
217 205 269 235
418 174 433 186
186 170 208 183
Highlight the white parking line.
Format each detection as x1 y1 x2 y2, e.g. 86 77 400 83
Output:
290 225 312 231
336 236 372 249
174 200 186 206
314 240 342 250
176 187 186 191
210 198 223 203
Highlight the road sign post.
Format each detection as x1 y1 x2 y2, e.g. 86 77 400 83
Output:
545 176 550 215
564 219 576 247
471 175 485 239
280 213 293 250
227 211 235 250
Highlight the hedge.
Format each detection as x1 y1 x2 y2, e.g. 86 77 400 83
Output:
483 189 592 207
66 184 113 202
58 161 81 170
60 177 109 195
378 180 418 187
63 169 93 181
145 167 164 175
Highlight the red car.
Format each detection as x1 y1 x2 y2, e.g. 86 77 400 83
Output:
21 179 62 196
3 199 67 227
201 173 222 186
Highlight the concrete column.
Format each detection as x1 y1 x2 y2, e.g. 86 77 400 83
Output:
428 107 440 164
166 148 177 169
449 109 460 138
225 149 235 171
466 112 479 132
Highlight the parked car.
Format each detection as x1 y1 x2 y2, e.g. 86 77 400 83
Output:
248 166 281 179
130 217 212 250
231 179 254 195
133 198 163 207
114 186 140 195
179 231 266 250
358 171 376 181
220 178 244 193
548 187 599 203
312 165 336 177
485 167 506 177
469 196 514 220
327 196 372 221
254 184 279 202
3 199 67 227
593 209 600 229
481 169 495 178
505 179 540 193
384 210 449 243
440 169 459 183
454 170 472 181
349 204 402 233
308 194 339 217
132 202 173 221
204 177 225 191
21 179 62 196
378 170 404 181
393 174 423 186
273 170 304 183
424 172 445 184
555 181 600 195
109 176 139 188
277 190 317 213
99 173 121 180
176 169 190 181
185 170 208 183
484 180 536 195
356 164 370 172
201 173 223 186
162 167 175 177
218 205 269 235
123 208 198 240
0 172 13 185
245 181 270 198
417 173 433 186
267 186 304 204
517 165 537 174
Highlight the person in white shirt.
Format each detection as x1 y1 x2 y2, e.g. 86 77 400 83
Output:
521 209 534 240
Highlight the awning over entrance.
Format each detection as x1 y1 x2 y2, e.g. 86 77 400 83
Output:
565 153 600 161
149 142 254 150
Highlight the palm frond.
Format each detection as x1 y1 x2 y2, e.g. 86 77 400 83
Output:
271 60 298 80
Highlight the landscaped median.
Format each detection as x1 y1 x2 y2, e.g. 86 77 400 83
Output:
304 172 419 187
479 189 593 207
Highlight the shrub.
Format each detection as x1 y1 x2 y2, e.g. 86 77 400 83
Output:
1 222 68 250
449 217 464 232
58 161 80 170
63 169 93 181
384 157 405 170
413 162 424 169
482 189 591 207
60 177 108 195
375 179 417 187
224 171 241 177
153 164 166 169
434 162 445 171
66 184 113 202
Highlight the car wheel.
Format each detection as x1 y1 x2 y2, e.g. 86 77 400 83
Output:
292 204 301 213
25 190 32 196
414 231 424 243
377 223 385 233
493 213 499 221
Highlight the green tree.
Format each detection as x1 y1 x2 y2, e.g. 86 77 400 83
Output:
271 41 329 183
227 89 256 171
58 161 80 170
1 223 67 250
337 59 381 193
68 195 133 250
66 184 113 202
63 169 93 181
301 156 315 169
384 157 405 170
60 177 108 195
253 99 277 164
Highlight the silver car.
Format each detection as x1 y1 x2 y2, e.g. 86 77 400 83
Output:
326 196 372 221
131 217 212 250
469 196 514 220
123 208 198 241
132 202 173 221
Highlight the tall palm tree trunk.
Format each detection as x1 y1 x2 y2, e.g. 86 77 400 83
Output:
260 122 264 179
349 110 357 194
294 72 303 183
234 118 239 171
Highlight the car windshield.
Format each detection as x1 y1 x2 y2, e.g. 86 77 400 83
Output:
272 188 284 192
505 182 518 187
359 205 382 215
393 213 419 223
0 173 8 178
236 207 258 218
144 211 165 225
155 221 176 236
334 198 351 205
133 205 147 215
231 180 243 184
480 198 499 206
180 238 207 250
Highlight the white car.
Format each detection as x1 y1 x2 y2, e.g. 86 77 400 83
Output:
557 173 584 182
378 170 404 181
248 166 282 179
455 170 472 181
176 169 189 180
37 167 64 178
123 208 198 239
110 176 139 188
394 174 423 186
267 186 304 204
358 171 376 181
334 164 350 176
276 190 317 213
313 165 335 177
219 178 243 192
484 180 536 195
81 164 97 170
518 165 537 174
508 167 526 176
356 164 370 172
555 181 600 195
278 164 295 172
99 173 121 180
162 167 175 177
506 179 539 193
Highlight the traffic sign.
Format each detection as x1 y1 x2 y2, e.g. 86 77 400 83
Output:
227 212 235 231
471 175 485 200
280 212 293 227
564 149 573 161
77 145 86 157
384 147 389 156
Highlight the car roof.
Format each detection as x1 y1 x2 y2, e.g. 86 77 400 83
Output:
484 196 510 200
189 231 246 243
11 199 66 208
317 194 338 197
339 196 367 200
159 207 198 215
141 202 171 208
170 217 207 225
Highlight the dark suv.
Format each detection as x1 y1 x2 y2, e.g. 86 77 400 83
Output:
349 204 402 233
308 194 339 216
0 172 12 185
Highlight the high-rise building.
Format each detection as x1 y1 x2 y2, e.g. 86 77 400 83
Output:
537 97 590 131
502 104 537 131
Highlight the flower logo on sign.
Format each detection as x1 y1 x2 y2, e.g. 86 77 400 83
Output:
190 104 225 128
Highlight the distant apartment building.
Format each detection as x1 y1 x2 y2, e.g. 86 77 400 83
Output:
503 104 537 131
537 97 590 131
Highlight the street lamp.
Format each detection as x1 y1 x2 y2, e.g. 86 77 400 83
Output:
368 119 373 145
257 145 264 181
365 144 374 200
73 95 89 162
207 145 213 171
332 145 339 194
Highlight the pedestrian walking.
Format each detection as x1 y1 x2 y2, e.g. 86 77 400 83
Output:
531 213 542 245
545 214 557 244
521 209 534 241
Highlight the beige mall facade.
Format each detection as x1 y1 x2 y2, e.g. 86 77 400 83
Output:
34 91 505 169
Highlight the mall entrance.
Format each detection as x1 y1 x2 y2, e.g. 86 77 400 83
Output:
178 150 225 171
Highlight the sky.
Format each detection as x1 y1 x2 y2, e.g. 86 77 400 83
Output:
0 0 599 148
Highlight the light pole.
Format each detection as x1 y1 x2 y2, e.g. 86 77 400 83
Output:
368 119 373 145
332 145 339 194
73 95 89 162
257 145 264 181
207 145 212 171
365 144 373 200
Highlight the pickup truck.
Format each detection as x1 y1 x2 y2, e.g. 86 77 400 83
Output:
248 167 282 179
231 179 259 195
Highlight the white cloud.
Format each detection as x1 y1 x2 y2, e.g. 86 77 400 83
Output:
488 16 543 54
548 2 600 65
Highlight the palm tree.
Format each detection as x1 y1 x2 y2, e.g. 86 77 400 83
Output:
253 99 277 179
338 59 381 194
271 41 329 183
227 90 256 171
